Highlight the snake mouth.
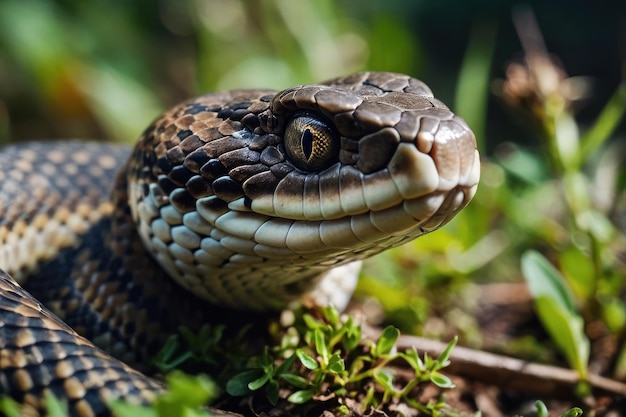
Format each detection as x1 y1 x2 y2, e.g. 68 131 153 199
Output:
203 183 476 261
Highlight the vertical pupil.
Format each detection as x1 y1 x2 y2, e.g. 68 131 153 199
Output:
301 128 313 160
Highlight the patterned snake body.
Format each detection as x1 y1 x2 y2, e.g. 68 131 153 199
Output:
0 72 479 416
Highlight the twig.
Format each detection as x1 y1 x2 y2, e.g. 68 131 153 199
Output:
363 325 626 400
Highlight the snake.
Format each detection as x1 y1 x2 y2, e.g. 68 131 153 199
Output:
0 72 480 416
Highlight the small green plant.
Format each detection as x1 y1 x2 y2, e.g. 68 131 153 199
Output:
226 306 456 414
109 371 218 417
151 322 255 382
153 324 228 373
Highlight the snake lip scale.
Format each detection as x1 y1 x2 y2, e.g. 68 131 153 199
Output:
0 71 480 416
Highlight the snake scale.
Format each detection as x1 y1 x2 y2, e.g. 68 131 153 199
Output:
0 72 480 416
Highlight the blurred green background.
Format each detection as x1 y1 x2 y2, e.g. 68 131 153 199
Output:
0 0 625 371
0 0 622 146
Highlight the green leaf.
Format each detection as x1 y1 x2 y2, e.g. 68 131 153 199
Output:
423 352 434 369
0 397 20 417
348 356 366 375
274 353 297 376
373 368 395 391
287 389 315 404
576 209 614 243
522 250 590 379
280 373 311 389
267 380 280 406
260 347 273 366
601 297 626 333
435 336 457 369
145 372 217 417
535 400 549 417
44 392 68 417
376 326 399 357
179 327 200 345
328 353 345 374
314 328 329 363
296 349 319 370
560 407 584 417
454 17 496 149
430 371 455 389
161 371 217 407
401 347 425 372
522 250 577 313
535 295 589 379
303 313 322 330
580 80 626 157
559 246 595 300
152 335 192 372
322 305 340 326
109 400 157 417
342 317 362 352
337 404 351 416
248 372 270 391
226 369 264 396
497 145 547 185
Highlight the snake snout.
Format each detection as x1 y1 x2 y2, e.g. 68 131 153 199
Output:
427 116 480 194
401 116 480 229
382 113 479 206
358 114 477 239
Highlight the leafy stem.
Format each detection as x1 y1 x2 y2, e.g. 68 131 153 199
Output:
226 306 456 414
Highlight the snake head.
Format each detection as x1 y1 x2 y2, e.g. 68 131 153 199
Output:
252 72 479 223
128 72 480 310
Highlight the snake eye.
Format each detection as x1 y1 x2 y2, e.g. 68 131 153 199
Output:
284 114 339 171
